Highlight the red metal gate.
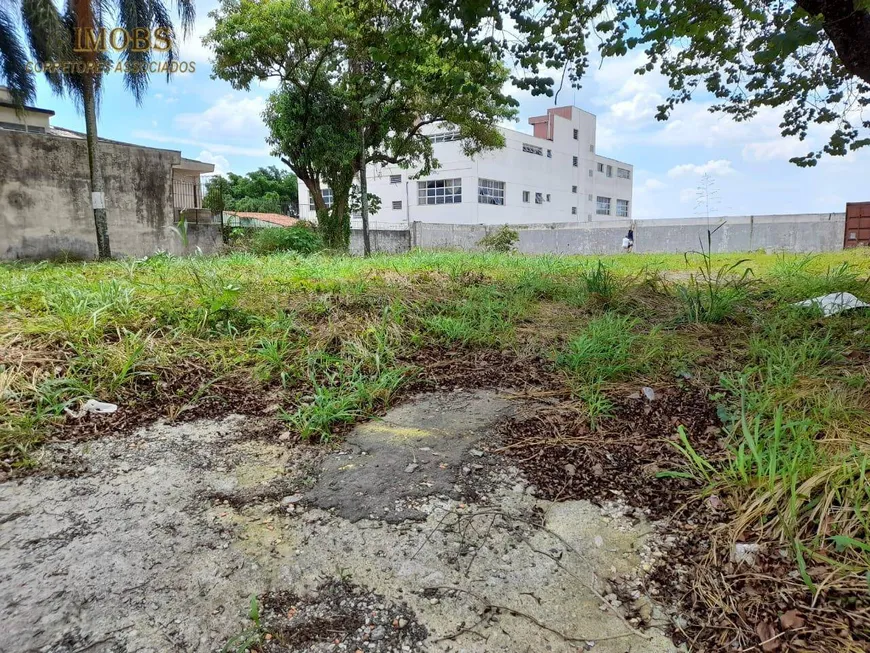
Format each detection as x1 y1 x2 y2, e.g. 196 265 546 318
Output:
844 202 870 248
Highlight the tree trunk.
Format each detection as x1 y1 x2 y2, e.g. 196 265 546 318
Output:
359 124 371 257
318 203 350 250
303 177 350 251
794 0 870 85
82 75 111 259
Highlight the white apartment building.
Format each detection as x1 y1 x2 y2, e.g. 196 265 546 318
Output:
297 105 633 227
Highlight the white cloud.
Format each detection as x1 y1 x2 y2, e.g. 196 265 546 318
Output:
130 129 270 156
608 91 662 125
196 150 231 176
679 187 697 204
742 139 812 162
642 178 665 190
667 159 735 178
176 8 216 64
154 92 179 105
174 94 267 141
590 52 665 102
588 56 810 162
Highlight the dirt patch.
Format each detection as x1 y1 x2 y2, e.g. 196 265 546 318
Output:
403 347 566 395
0 368 277 482
258 579 428 652
496 385 723 519
649 509 870 652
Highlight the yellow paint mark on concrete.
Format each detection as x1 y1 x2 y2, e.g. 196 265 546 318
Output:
357 422 439 440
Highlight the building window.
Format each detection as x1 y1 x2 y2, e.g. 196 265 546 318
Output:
572 156 578 167
606 165 613 178
572 206 577 215
546 149 552 158
309 188 333 212
546 193 551 202
418 178 462 204
535 192 543 204
523 143 543 155
618 168 631 179
2 123 48 134
478 178 505 205
588 169 593 177
392 200 403 210
596 196 611 215
588 193 593 201
428 131 461 143
571 185 577 193
390 174 402 184
573 128 578 140
616 199 629 217
597 162 604 173
522 191 530 203
590 144 594 152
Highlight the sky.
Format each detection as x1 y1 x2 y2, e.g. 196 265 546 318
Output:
31 1 870 220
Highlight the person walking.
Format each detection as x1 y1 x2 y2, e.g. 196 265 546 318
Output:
622 228 634 252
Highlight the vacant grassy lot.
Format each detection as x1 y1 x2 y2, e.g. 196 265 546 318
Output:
2 248 869 649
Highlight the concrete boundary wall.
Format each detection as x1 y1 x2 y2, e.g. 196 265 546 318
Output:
350 228 411 255
408 213 846 255
0 130 222 260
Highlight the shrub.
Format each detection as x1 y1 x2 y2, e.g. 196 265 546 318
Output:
478 225 519 253
249 225 323 255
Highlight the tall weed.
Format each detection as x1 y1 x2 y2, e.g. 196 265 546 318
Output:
676 225 753 323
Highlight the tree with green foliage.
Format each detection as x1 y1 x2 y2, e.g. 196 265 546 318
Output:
1 0 194 258
419 0 870 166
203 167 298 215
206 0 516 250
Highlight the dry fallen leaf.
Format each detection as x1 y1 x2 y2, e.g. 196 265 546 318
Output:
780 609 805 630
706 495 725 510
756 621 780 651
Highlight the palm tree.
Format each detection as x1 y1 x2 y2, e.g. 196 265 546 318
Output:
1 0 194 259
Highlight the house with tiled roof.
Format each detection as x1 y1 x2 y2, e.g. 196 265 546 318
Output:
224 212 299 228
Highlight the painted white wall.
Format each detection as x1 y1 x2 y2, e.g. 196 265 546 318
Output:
297 106 634 227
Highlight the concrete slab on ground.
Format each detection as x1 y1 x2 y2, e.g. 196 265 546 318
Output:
0 391 678 653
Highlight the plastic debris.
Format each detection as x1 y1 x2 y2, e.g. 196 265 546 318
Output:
793 292 869 317
82 399 118 414
642 387 656 401
731 542 761 566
